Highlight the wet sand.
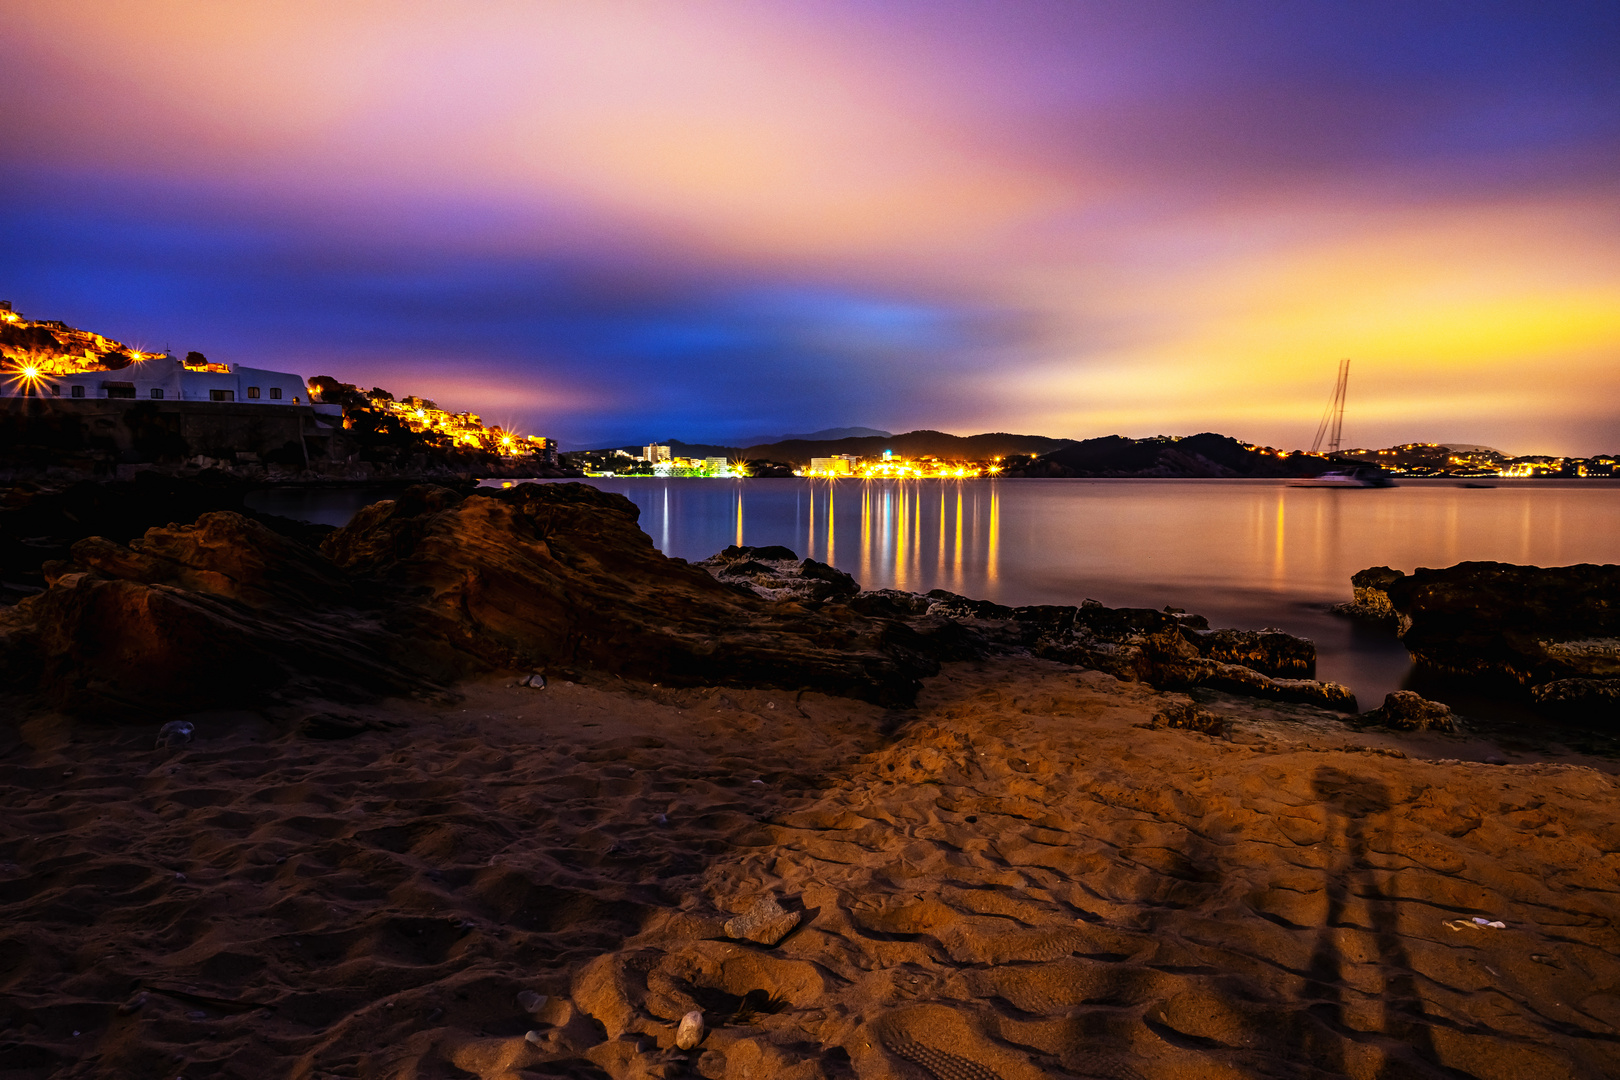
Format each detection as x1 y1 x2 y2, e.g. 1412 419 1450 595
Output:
3 661 1618 1079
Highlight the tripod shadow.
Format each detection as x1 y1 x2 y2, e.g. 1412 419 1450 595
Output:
1303 765 1441 1078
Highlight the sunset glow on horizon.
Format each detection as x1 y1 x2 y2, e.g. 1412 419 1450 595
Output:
2 1 1616 452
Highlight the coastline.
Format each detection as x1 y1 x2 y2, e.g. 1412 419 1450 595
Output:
2 479 1618 1077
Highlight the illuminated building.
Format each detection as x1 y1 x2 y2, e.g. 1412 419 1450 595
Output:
2 307 305 403
643 444 672 462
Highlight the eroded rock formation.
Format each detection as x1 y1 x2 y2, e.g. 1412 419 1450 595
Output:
1345 560 1620 722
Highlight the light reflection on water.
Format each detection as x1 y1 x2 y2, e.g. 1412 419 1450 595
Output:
256 477 1620 715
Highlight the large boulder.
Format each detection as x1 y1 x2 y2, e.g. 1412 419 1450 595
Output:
19 513 422 715
1349 562 1620 684
1346 561 1620 724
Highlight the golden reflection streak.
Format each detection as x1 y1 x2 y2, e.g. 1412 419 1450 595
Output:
860 484 872 587
895 483 908 590
826 484 836 567
953 486 964 587
735 486 744 548
987 482 1000 584
806 482 815 560
937 487 946 578
914 483 922 581
1272 491 1286 587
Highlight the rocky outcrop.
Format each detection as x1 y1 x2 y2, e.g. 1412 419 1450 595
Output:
1333 565 1406 620
1531 679 1620 724
1361 690 1456 732
7 484 949 716
1346 562 1620 719
697 545 859 604
838 588 1355 712
321 485 939 704
14 512 429 716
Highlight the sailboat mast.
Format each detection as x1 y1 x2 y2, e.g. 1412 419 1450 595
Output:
1310 358 1351 455
1329 358 1349 455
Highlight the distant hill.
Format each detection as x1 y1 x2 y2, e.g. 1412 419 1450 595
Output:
743 429 1073 464
1008 433 1323 478
740 426 892 445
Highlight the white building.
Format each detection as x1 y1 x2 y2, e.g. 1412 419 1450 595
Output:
642 443 672 462
28 356 307 404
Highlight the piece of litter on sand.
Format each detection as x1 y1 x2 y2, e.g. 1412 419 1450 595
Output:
1445 918 1508 931
517 990 547 1013
157 721 195 748
1473 917 1508 928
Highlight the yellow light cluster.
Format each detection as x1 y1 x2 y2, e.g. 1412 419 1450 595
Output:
800 459 996 479
376 395 546 457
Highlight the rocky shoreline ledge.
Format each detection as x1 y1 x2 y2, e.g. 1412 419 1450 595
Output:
3 482 1619 1078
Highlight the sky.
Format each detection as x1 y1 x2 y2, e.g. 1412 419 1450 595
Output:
2 1 1617 453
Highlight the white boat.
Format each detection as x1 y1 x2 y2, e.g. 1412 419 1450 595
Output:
1292 360 1394 487
1291 464 1393 488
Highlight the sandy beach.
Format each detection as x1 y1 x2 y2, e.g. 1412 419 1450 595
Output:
5 657 1618 1080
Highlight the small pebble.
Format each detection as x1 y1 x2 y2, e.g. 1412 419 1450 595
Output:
174 872 187 882
651 813 669 826
676 1010 705 1050
525 1029 545 1045
517 990 547 1013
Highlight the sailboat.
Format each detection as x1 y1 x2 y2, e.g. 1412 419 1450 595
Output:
1290 359 1393 488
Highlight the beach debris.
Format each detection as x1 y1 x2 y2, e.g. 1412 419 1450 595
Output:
1444 917 1507 931
652 813 669 826
676 1010 705 1050
517 990 548 1013
525 1029 546 1045
156 721 194 748
520 672 547 689
117 991 149 1015
724 894 801 946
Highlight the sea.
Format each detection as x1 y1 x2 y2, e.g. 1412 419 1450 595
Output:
248 477 1620 724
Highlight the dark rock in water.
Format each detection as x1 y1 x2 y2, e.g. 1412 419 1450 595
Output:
696 544 860 605
1334 565 1406 620
1187 628 1315 677
1362 690 1456 732
1531 679 1620 724
1346 562 1620 718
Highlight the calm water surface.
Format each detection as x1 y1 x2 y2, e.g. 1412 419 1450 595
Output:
255 478 1620 714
